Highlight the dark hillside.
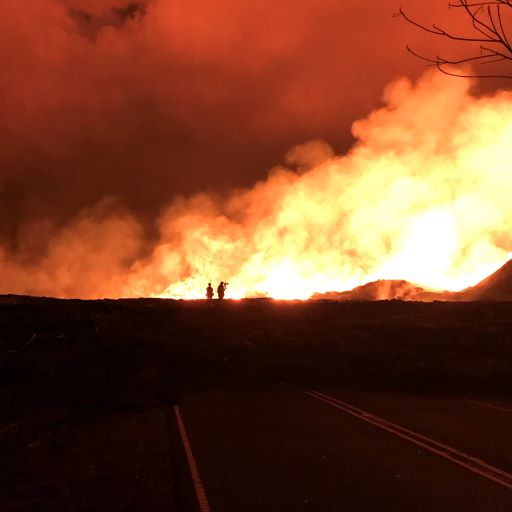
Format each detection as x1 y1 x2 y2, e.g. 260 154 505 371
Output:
311 279 454 301
462 259 512 301
2 296 512 419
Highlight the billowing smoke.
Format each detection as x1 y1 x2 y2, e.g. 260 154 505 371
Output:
3 70 512 298
1 1 511 298
0 0 451 229
123 71 512 299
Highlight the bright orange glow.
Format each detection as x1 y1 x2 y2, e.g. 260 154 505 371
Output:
120 71 512 300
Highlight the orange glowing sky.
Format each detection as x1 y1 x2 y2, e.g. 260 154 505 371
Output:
1 0 511 299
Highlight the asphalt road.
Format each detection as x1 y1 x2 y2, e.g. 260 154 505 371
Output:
174 390 512 511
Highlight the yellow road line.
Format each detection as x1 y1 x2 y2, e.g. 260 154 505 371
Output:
174 405 212 512
306 390 512 491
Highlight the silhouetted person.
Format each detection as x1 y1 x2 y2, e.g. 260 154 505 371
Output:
206 282 214 300
217 281 227 300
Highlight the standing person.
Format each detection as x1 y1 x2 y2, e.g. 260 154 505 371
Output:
217 281 227 300
206 282 214 300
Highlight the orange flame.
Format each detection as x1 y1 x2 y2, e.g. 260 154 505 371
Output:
119 71 512 300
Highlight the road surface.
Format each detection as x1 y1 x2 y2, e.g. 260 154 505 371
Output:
5 390 512 510
172 390 512 511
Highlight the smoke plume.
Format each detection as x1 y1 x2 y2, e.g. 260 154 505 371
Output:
1 1 511 298
3 70 512 298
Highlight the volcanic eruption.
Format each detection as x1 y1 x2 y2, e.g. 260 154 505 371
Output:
2 68 512 300
120 71 512 300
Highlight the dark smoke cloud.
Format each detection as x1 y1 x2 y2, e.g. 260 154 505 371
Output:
69 2 146 39
0 0 489 295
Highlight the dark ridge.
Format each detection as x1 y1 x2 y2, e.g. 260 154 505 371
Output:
311 279 455 302
461 259 512 301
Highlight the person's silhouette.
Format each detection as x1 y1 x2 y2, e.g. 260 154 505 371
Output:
217 281 227 300
206 282 214 300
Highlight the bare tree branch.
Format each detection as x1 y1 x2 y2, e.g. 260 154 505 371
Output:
497 6 512 49
397 1 512 78
396 8 496 42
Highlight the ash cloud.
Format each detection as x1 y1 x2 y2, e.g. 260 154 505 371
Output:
0 0 507 297
69 2 146 39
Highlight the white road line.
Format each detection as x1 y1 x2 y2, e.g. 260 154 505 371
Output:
174 405 212 512
306 390 512 491
466 399 512 414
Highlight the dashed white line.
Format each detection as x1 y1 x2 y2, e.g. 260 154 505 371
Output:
174 405 211 512
306 390 512 491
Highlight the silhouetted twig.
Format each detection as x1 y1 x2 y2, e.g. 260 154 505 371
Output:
395 1 512 78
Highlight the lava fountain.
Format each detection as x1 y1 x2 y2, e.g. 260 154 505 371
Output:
122 71 512 299
2 70 512 300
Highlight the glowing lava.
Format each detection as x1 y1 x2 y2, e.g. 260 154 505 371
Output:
4 71 512 300
133 72 512 300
